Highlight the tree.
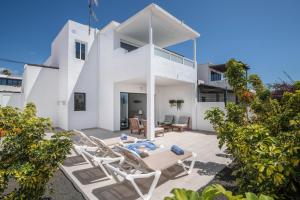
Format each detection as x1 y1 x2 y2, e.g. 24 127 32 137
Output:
0 69 12 76
0 103 72 199
205 59 300 199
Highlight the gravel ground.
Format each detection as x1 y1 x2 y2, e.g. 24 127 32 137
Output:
1 169 85 200
43 169 85 200
198 162 238 193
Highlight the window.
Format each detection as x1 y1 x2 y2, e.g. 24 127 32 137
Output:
74 93 86 111
75 41 86 60
7 79 13 86
211 71 222 81
120 41 138 52
0 78 6 85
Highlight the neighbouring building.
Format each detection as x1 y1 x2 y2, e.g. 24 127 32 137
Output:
0 74 22 107
2 3 238 137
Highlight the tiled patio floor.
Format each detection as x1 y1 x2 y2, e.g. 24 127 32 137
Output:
60 129 231 200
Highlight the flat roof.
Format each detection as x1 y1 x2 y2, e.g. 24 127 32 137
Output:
116 3 200 48
0 74 22 80
209 64 250 73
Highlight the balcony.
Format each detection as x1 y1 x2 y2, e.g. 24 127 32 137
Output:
154 46 195 68
207 79 232 89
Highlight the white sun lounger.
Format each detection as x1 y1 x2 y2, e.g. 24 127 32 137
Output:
73 138 124 179
105 146 197 200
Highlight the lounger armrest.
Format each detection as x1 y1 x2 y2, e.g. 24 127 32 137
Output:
130 171 161 179
94 156 124 164
73 144 99 152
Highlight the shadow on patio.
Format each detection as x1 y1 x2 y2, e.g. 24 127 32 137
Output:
91 165 185 200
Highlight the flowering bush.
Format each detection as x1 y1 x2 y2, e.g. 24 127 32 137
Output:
205 59 300 199
0 103 72 199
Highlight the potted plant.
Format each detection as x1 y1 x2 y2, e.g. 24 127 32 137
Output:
169 99 177 108
176 100 184 110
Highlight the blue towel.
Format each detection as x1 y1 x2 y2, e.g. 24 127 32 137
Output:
120 133 128 140
135 141 157 150
171 145 184 155
127 145 142 156
126 141 157 156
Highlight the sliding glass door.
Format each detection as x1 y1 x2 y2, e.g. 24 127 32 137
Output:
120 93 129 129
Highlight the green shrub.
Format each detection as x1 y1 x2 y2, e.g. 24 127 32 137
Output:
164 184 273 200
0 103 72 199
205 59 300 198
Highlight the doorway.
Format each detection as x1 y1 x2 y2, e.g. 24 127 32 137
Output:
120 92 147 129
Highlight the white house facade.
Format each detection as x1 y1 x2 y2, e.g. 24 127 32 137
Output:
1 3 237 138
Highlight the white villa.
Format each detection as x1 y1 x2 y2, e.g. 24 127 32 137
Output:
2 4 234 139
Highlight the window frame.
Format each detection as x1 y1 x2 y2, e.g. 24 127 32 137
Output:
210 71 222 81
74 92 86 111
75 40 87 61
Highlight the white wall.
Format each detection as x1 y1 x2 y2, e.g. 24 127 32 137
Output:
197 63 209 82
153 55 197 84
156 83 195 128
0 93 22 108
22 65 59 126
67 21 98 130
196 102 226 132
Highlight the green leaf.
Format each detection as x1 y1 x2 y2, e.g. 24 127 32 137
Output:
246 192 258 200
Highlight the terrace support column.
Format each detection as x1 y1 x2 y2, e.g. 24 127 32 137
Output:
147 74 155 140
148 11 153 45
192 38 198 130
147 11 155 140
193 38 197 65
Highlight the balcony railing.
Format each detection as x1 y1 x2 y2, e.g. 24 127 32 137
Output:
154 46 195 67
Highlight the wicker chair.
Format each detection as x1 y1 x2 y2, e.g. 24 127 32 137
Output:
129 118 144 135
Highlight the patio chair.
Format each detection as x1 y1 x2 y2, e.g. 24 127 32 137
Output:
172 116 190 132
73 137 124 179
142 120 164 137
129 118 144 135
158 115 174 126
105 146 196 200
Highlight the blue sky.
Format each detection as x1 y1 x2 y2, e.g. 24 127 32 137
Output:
0 0 299 83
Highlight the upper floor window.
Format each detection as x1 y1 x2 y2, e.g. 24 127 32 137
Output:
120 40 139 52
211 71 222 81
75 41 86 60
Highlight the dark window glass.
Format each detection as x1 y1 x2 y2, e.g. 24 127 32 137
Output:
75 42 81 59
17 80 22 86
201 97 206 102
12 79 19 86
7 79 13 86
120 42 138 52
0 78 6 85
211 71 222 81
81 43 86 60
74 93 86 111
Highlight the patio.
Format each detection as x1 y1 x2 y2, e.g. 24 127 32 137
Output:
60 129 231 200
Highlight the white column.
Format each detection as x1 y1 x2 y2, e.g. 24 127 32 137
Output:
147 11 155 140
192 38 198 130
149 12 153 45
193 38 197 66
147 74 155 140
